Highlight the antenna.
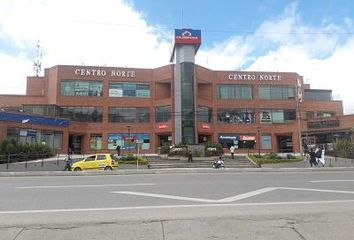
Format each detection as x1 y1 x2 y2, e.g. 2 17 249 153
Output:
33 40 42 77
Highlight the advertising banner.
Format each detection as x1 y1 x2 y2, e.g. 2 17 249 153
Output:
175 29 201 44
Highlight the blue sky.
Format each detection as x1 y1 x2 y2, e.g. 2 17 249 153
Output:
0 0 354 112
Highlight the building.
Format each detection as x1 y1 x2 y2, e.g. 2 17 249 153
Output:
1 29 353 155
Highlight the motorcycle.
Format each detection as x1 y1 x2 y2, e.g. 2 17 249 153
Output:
213 158 225 169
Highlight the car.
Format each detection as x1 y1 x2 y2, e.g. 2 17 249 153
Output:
71 154 118 171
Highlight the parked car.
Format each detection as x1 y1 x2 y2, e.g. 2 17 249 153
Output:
71 154 118 171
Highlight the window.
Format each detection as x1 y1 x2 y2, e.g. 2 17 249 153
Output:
90 134 102 150
107 133 150 150
109 82 150 98
260 109 296 124
259 85 294 100
96 155 106 160
217 109 254 124
109 107 150 123
304 90 332 101
85 156 96 161
316 111 335 118
217 85 253 100
198 106 212 123
60 107 103 122
155 106 171 122
261 135 272 150
61 81 103 97
6 128 63 149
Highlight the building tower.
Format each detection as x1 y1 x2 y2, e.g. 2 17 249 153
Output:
170 29 201 144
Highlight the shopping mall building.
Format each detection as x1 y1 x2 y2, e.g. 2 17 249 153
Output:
1 29 354 155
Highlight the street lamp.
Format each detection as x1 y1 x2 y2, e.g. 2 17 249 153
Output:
257 127 261 156
127 125 131 154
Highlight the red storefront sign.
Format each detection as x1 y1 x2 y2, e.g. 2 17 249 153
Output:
158 124 168 129
202 124 210 129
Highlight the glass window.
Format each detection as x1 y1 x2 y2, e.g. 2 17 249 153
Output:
259 85 294 100
217 109 254 124
109 107 150 123
90 134 102 150
198 106 212 123
304 90 332 101
60 107 103 122
96 155 106 160
108 133 150 150
217 85 253 100
61 81 103 97
261 135 272 150
260 109 295 124
316 111 335 118
109 82 150 98
155 106 171 122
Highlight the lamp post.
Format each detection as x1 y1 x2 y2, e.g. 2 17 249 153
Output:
257 127 261 156
127 125 131 154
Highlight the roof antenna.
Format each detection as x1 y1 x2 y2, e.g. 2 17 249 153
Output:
33 40 42 77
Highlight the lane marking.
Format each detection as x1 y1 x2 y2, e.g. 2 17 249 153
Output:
2 199 354 214
16 183 156 189
114 187 354 203
112 191 215 203
217 187 277 203
310 180 354 183
279 187 354 195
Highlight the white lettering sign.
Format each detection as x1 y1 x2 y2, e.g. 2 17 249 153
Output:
228 74 281 81
74 68 136 78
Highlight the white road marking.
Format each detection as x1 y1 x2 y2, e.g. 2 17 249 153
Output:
278 187 354 195
114 186 354 203
2 199 354 214
112 191 215 203
16 183 156 189
310 180 354 183
217 187 277 203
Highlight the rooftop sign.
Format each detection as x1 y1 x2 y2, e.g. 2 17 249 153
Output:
174 29 201 44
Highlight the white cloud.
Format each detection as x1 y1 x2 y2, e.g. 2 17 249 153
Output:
1 0 354 114
195 4 354 114
0 0 171 94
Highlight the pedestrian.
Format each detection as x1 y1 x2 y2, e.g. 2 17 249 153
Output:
63 155 72 171
187 150 193 163
315 147 321 166
116 144 121 156
230 145 235 159
308 148 316 167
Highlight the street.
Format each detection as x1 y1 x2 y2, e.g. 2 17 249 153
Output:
1 170 354 239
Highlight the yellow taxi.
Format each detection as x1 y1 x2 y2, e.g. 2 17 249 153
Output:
71 154 118 171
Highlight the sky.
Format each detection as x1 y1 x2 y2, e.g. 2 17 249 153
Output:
1 0 354 113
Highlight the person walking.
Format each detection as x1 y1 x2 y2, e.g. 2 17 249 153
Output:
230 145 235 159
187 150 193 163
308 148 316 167
116 145 121 156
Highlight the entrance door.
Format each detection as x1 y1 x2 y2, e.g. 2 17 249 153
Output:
277 135 293 153
69 134 82 154
198 134 211 143
158 134 171 147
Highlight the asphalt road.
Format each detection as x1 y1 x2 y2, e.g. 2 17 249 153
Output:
1 170 354 240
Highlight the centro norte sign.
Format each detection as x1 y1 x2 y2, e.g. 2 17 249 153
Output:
74 68 136 78
229 73 281 81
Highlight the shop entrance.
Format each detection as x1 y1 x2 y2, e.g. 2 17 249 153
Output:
69 134 82 154
198 134 212 143
157 134 171 147
277 135 293 153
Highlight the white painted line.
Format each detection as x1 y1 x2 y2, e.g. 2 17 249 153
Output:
310 180 354 183
112 191 216 203
217 187 277 203
279 187 354 195
16 183 156 189
2 199 354 214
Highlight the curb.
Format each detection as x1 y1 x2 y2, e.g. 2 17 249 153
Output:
1 166 354 177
